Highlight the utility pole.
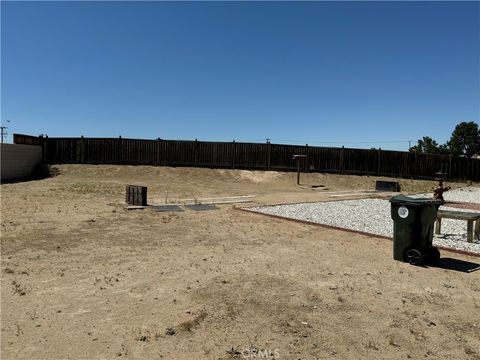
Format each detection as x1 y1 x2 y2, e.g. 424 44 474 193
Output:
0 126 7 143
1 120 11 143
408 140 412 150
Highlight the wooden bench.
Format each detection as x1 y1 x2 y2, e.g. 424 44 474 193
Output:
435 210 480 243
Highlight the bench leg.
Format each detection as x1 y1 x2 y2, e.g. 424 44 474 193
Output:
467 220 473 243
435 218 442 235
475 220 480 241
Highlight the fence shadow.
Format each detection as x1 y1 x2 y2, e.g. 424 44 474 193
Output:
0 163 60 184
433 257 480 273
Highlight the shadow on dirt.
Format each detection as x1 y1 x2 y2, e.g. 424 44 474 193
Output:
433 257 480 273
1 163 60 184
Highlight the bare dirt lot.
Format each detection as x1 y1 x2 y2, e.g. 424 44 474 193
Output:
1 165 479 360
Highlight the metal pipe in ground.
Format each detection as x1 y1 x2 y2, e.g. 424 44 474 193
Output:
292 154 307 185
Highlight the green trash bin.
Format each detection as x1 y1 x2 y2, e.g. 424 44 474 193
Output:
390 195 444 265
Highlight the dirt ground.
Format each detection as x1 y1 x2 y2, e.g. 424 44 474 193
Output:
1 165 479 360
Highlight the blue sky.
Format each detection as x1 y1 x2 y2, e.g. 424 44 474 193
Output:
1 1 479 150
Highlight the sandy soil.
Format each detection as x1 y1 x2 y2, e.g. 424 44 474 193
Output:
1 165 479 360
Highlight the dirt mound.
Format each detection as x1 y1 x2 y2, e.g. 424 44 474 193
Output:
236 170 284 183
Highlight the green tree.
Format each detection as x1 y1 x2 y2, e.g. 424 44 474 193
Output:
409 136 447 154
447 121 480 157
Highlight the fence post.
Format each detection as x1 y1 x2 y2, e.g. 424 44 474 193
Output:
413 150 418 178
267 141 271 170
44 135 48 162
232 141 236 169
119 136 123 164
194 139 198 167
39 135 46 162
305 144 308 171
81 135 86 163
403 150 409 178
377 148 382 175
155 138 160 165
55 137 59 163
76 136 81 163
340 146 345 174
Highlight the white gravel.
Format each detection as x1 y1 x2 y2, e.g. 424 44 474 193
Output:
413 187 480 203
249 188 480 254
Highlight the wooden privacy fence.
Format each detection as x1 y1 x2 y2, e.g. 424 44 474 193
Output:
13 133 480 181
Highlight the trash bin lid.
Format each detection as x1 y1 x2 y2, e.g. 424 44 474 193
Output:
389 195 445 207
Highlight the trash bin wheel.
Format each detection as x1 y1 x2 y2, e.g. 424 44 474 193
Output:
425 247 440 265
404 248 423 266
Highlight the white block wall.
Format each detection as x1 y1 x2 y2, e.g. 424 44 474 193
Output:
1 143 42 181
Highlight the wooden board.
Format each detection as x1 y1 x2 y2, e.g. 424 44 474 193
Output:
437 210 480 220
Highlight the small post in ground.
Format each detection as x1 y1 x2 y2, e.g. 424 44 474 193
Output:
292 154 307 185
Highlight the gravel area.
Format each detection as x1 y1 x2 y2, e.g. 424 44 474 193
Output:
250 188 480 255
413 187 480 203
